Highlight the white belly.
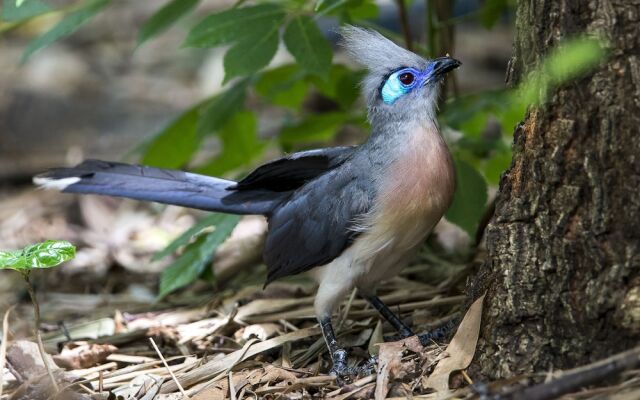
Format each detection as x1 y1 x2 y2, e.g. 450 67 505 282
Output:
309 214 437 319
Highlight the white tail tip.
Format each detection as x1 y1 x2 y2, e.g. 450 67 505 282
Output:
33 176 81 191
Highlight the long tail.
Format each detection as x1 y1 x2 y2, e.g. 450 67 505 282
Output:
33 160 287 215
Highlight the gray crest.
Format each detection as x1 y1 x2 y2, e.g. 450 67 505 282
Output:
340 26 428 107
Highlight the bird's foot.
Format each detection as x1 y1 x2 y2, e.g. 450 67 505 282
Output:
329 349 377 385
383 318 458 346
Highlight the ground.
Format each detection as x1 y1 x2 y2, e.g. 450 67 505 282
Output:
0 187 638 399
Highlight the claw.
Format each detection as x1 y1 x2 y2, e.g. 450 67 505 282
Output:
329 349 377 385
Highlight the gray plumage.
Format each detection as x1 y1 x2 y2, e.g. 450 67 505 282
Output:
34 25 461 379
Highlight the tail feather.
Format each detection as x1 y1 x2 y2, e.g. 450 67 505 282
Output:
34 160 286 215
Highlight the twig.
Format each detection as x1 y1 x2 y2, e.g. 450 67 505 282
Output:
499 346 640 400
337 288 357 331
23 273 59 394
216 338 259 380
394 0 413 50
228 371 236 400
461 369 473 385
149 338 190 399
0 305 14 398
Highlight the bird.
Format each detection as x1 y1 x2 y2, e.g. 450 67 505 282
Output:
34 26 460 381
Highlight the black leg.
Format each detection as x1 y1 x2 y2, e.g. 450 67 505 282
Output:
363 294 414 338
363 294 458 346
319 316 375 383
319 317 347 372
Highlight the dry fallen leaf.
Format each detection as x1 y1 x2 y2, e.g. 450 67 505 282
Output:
234 323 281 343
368 320 384 356
423 294 485 395
7 341 89 400
190 371 244 400
253 365 298 385
375 336 422 400
53 341 118 370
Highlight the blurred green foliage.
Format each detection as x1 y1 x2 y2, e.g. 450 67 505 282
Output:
156 214 240 298
2 0 49 21
1 0 605 296
21 0 110 62
137 0 199 46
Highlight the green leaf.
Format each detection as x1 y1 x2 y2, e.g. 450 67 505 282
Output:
137 0 199 46
22 0 110 62
256 64 309 109
197 78 249 136
279 112 348 146
445 157 488 237
482 149 512 185
315 0 378 21
310 64 362 109
283 15 332 78
143 79 250 167
0 240 76 271
197 111 265 176
496 99 525 135
142 106 200 169
184 3 284 48
2 0 50 21
223 25 280 82
440 89 511 138
545 37 606 84
153 213 227 261
183 3 285 80
518 37 606 107
345 0 378 20
314 0 348 16
158 214 240 298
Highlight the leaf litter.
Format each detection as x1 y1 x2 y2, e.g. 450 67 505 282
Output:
0 188 638 399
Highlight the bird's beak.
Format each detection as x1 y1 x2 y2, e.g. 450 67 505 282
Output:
432 56 461 76
424 56 461 83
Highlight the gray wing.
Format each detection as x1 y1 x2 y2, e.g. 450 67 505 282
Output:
263 166 374 284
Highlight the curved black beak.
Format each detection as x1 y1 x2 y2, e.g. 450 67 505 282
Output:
431 56 461 77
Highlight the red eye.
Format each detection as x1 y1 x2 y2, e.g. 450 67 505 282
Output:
399 72 415 85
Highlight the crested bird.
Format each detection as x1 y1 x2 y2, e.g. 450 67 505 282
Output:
34 26 460 380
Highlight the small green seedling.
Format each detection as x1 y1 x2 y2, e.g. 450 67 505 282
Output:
0 240 76 272
0 240 76 393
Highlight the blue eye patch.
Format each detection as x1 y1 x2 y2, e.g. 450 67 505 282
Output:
380 65 435 105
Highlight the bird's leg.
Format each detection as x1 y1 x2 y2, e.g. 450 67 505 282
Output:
362 294 456 345
318 316 375 384
319 316 348 375
362 294 415 338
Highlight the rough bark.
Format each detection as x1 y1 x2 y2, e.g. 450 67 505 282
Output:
472 0 640 378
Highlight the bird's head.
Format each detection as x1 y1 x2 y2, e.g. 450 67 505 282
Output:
340 26 460 124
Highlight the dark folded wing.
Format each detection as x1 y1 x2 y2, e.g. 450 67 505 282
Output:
232 146 356 192
263 166 374 284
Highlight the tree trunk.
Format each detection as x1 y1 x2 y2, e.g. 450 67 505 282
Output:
472 0 640 378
